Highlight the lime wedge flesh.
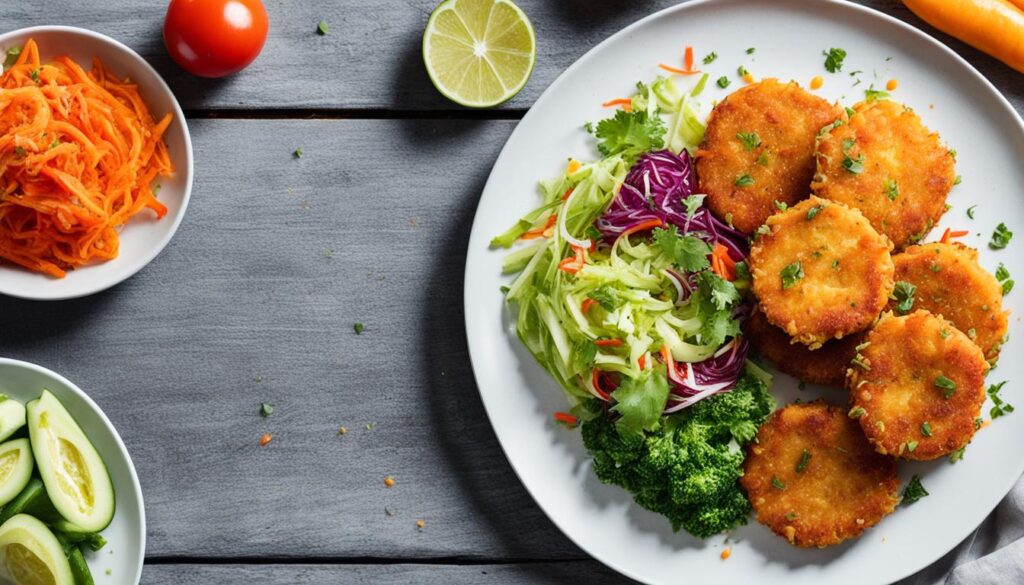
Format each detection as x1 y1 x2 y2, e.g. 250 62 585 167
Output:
423 0 536 107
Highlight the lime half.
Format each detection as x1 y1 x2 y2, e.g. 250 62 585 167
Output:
423 0 536 108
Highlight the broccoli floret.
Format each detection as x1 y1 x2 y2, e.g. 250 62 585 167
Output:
580 368 774 539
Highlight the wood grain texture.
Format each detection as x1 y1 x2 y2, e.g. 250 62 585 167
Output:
0 0 1019 112
140 562 626 584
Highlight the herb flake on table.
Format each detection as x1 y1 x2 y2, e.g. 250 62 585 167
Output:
317 20 330 35
260 403 274 417
293 147 303 158
901 475 929 505
967 205 978 219
354 322 365 334
823 47 847 73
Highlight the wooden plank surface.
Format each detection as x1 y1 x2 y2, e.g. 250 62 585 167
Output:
0 0 1020 112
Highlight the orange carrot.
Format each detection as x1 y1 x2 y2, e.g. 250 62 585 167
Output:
939 228 970 244
0 39 174 278
557 245 587 274
619 218 665 239
581 298 597 314
553 412 579 426
595 338 623 347
590 369 612 400
658 45 701 75
684 45 695 71
711 244 737 281
638 355 647 369
602 98 633 112
521 215 557 240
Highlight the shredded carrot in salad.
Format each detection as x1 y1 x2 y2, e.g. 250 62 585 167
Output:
602 98 633 112
0 39 174 278
659 45 701 75
939 228 970 244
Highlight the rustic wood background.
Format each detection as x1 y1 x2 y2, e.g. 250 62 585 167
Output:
0 1 1020 583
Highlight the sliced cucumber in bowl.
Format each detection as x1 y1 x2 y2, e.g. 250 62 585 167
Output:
0 439 34 509
0 396 26 443
27 391 114 533
0 514 74 585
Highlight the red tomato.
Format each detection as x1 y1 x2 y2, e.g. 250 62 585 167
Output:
163 0 269 78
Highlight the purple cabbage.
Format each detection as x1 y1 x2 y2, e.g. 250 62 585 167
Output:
596 150 748 261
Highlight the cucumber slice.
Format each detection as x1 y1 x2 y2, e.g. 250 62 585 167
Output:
0 440 33 508
27 391 114 532
0 479 62 526
0 514 74 585
66 546 94 585
0 396 27 443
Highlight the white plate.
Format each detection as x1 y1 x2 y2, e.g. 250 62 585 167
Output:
464 1 1024 583
0 358 144 584
0 26 193 301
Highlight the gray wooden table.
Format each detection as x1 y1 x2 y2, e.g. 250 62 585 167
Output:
0 1 1021 583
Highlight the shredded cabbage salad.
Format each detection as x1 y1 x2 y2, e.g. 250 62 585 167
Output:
494 75 758 439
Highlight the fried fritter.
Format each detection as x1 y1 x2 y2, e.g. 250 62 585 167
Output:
696 79 842 234
744 308 865 387
811 99 956 249
847 311 988 460
741 401 900 548
749 196 895 348
890 242 1008 362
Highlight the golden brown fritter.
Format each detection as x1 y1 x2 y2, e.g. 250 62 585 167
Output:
741 401 900 548
811 99 956 249
847 311 988 460
890 242 1009 362
749 196 895 348
696 79 842 234
744 308 865 387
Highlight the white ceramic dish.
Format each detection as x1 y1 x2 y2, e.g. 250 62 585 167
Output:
0 26 193 301
0 358 145 584
464 0 1024 583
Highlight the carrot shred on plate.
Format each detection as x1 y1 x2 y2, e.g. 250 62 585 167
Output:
0 38 174 278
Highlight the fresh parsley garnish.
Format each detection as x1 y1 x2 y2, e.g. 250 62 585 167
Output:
354 322 365 334
317 20 330 35
756 151 769 166
795 449 811 473
848 406 866 419
703 51 718 65
736 132 761 151
734 174 754 187
823 47 847 73
1003 280 1015 296
921 421 932 437
864 87 890 101
771 476 786 490
901 475 929 505
996 263 1014 295
734 261 751 280
842 153 865 174
949 447 966 463
780 261 804 289
746 47 756 54
989 223 1013 250
892 281 917 313
806 204 826 220
989 381 1014 419
610 366 670 436
29 68 38 83
594 110 666 163
954 175 962 185
774 200 788 211
586 287 617 311
737 65 749 77
885 179 899 201
934 375 957 399
716 76 731 89
652 226 712 272
293 147 303 158
967 205 977 219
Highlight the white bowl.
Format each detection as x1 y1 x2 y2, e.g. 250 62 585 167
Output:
0 26 193 300
0 358 145 584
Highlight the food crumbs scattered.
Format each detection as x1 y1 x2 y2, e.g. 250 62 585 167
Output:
354 322 365 335
323 248 334 258
365 422 376 431
810 75 823 90
254 375 263 383
720 547 732 560
886 78 898 91
260 403 274 417
317 20 330 35
385 506 397 517
293 147 303 158
259 433 273 447
384 476 395 488
416 519 426 530
410 218 419 228
338 426 347 435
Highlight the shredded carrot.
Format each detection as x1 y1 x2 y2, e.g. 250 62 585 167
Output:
684 46 695 71
557 245 587 274
602 98 632 112
553 412 579 426
590 369 612 400
711 244 737 281
567 159 582 174
581 297 597 315
258 433 273 447
595 338 623 347
0 39 174 278
562 187 575 201
618 218 665 239
658 45 701 76
939 228 970 244
521 215 557 240
638 355 647 370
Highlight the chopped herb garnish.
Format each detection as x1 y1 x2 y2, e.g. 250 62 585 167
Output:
906 440 918 453
864 87 890 101
682 194 706 219
293 147 303 158
652 226 712 272
703 51 718 65
734 261 751 280
842 153 865 174
260 403 274 417
892 281 917 313
774 200 788 211
989 223 1013 250
771 476 786 490
851 354 870 370
921 421 932 437
885 179 899 201
845 106 856 118
716 76 731 89
795 449 812 473
755 224 770 237
736 132 761 151
989 380 1014 419
848 406 866 419
785 512 798 521
317 20 330 35
806 204 826 220
594 110 667 163
735 173 755 187
823 47 847 73
832 259 840 269
934 375 957 399
967 328 977 340
500 285 510 294
996 264 1010 281
901 475 929 505
940 328 951 339
1003 280 1015 296
930 263 942 273
13 146 26 157
780 261 804 289
949 447 965 463
30 69 39 83
354 322 365 334
4 47 21 69
746 47 756 54
954 175 962 185
842 138 856 152
737 65 749 77
756 150 770 166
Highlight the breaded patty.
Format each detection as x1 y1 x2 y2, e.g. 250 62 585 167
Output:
811 100 956 249
749 196 895 348
890 242 1008 362
696 79 841 234
847 311 988 460
744 308 865 387
741 401 900 548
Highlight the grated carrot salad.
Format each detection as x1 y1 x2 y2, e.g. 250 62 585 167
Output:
0 39 173 278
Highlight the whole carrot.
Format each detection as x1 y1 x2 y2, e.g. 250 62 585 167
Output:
901 0 1024 73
